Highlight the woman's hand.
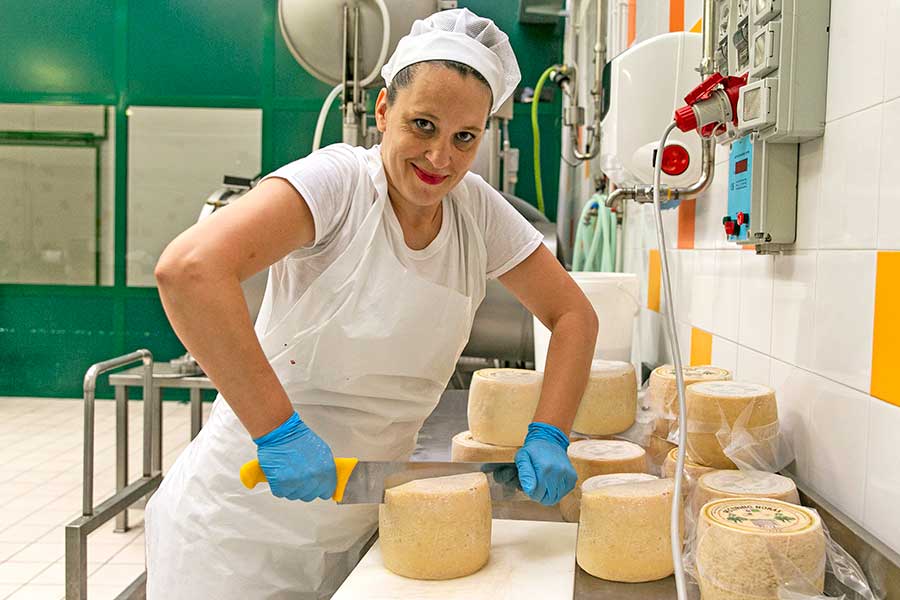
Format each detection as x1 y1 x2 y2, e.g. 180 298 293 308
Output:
253 412 337 501
513 422 576 506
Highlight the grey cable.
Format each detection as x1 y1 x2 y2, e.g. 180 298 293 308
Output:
651 120 689 600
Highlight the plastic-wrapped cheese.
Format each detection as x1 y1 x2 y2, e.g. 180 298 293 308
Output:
379 472 491 580
685 381 779 469
693 470 799 515
696 498 826 599
468 368 543 446
571 360 637 435
450 430 519 463
649 365 731 436
560 440 647 522
576 475 679 582
662 447 717 480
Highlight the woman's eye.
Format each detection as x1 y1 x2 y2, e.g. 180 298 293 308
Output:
414 119 434 132
456 132 476 143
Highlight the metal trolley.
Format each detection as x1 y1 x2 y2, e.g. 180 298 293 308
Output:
65 350 160 600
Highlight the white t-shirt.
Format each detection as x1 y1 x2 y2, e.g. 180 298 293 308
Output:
258 144 543 317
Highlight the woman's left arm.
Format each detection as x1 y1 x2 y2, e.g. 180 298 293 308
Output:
498 244 599 433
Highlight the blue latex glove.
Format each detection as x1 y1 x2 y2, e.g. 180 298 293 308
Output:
513 422 577 506
252 412 337 502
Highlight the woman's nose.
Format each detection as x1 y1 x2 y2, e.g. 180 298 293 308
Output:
425 138 453 171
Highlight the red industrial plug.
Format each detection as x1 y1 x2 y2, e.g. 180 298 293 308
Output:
674 73 748 138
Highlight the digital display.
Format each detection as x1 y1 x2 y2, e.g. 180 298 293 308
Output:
735 159 748 174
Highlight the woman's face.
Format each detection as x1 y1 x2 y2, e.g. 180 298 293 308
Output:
375 63 492 210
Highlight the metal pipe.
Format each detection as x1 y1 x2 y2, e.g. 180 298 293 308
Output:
604 0 718 207
82 349 153 517
572 0 607 160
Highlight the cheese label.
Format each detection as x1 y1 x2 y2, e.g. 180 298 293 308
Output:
590 359 633 374
570 440 644 460
690 381 772 397
706 500 813 533
703 471 794 495
477 369 542 383
658 365 730 379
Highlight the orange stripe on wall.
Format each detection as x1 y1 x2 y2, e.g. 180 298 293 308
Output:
677 199 695 249
628 0 637 46
648 249 661 312
871 251 900 407
690 328 713 366
669 0 685 32
690 18 703 33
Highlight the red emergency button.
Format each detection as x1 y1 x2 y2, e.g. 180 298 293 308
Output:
660 144 691 176
736 211 748 226
723 216 736 236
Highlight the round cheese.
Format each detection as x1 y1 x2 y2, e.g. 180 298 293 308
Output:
576 476 679 582
685 381 779 469
467 368 543 446
559 440 647 522
571 360 637 435
379 472 492 580
693 470 799 515
696 498 826 599
450 430 519 463
661 447 717 481
649 365 731 437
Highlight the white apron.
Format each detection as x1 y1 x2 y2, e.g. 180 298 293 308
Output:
146 148 487 599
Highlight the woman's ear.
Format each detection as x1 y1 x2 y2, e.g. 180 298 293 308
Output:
374 88 389 133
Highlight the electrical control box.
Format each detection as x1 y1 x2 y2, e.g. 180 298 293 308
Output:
715 0 830 252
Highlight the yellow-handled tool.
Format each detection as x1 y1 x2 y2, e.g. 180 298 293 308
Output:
240 457 359 502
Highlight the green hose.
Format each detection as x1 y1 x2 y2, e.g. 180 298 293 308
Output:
532 65 557 215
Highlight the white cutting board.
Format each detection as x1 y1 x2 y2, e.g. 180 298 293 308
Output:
333 519 578 600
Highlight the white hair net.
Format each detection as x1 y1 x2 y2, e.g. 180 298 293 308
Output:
381 8 521 115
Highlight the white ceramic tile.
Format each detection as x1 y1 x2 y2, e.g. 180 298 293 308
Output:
0 584 22 598
711 336 738 375
638 308 665 367
690 251 716 333
863 398 900 554
8 542 63 563
713 251 741 342
671 250 694 326
807 375 871 522
818 106 882 249
89 562 145 586
877 98 900 249
769 361 814 483
812 251 876 391
825 0 886 121
796 138 823 250
771 251 818 370
6 584 64 600
735 346 771 385
737 252 774 354
0 562 50 585
884 0 900 102
693 160 729 249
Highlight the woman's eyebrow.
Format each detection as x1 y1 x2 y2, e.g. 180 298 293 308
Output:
408 110 483 133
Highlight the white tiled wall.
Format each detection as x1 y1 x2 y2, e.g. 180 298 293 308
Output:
621 0 900 555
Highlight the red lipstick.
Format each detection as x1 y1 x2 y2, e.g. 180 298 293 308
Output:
412 164 448 186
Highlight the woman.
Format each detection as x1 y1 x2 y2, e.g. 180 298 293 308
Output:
146 8 598 599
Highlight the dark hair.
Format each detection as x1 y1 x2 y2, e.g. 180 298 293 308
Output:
386 60 493 110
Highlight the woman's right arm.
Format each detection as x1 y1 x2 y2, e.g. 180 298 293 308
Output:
154 177 315 439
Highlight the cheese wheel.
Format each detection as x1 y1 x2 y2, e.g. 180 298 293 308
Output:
649 365 731 437
685 381 779 469
696 498 826 600
661 447 717 480
571 360 637 435
693 470 799 515
379 472 491 580
647 435 677 476
560 440 647 522
468 368 543 446
450 430 519 463
577 476 679 582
